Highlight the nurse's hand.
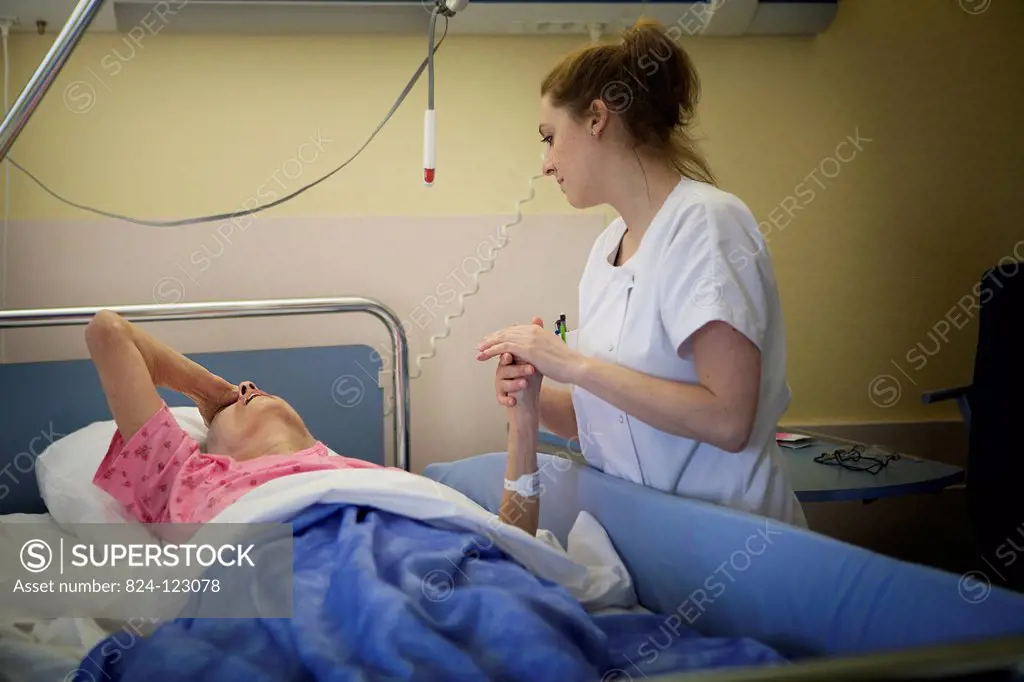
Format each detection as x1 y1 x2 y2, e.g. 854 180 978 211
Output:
477 320 581 384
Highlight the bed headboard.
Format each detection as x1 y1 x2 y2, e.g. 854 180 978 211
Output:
0 344 385 515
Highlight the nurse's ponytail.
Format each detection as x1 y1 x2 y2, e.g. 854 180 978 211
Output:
541 18 716 186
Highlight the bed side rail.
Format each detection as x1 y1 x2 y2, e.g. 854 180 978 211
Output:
644 634 1024 681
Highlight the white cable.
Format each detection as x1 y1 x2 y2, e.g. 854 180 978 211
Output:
1 21 10 364
410 172 543 379
379 171 544 415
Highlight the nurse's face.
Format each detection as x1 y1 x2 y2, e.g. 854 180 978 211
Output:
539 95 603 209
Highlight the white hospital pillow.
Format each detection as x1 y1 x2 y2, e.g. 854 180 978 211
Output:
35 407 208 536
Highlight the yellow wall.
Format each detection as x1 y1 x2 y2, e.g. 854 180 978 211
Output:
1 0 1022 425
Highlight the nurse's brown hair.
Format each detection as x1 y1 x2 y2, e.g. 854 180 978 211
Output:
541 18 716 186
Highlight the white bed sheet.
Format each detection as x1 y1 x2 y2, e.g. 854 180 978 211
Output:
0 477 648 679
207 467 642 612
0 513 120 682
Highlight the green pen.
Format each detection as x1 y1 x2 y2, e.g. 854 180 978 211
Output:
559 314 567 343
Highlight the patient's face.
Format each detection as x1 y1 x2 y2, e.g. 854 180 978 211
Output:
206 381 313 459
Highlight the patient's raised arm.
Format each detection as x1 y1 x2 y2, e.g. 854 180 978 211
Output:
499 362 541 536
85 310 238 441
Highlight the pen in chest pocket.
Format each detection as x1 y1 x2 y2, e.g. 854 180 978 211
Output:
554 314 567 343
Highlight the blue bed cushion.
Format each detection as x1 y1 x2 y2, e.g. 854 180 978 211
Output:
422 452 1024 660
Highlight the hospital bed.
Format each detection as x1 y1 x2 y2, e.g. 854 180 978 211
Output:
0 297 1023 681
0 2 1023 676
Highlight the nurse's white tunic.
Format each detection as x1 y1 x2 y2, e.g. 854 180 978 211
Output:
568 178 807 527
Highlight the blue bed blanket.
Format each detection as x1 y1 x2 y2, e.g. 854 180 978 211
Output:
73 503 786 681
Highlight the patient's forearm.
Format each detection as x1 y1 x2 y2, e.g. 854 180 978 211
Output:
500 405 539 537
539 384 577 442
123 318 233 403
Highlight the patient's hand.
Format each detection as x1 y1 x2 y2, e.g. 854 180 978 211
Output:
197 380 239 426
507 358 542 422
493 317 545 408
495 353 539 408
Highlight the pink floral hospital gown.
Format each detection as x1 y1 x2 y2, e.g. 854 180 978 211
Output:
93 401 384 525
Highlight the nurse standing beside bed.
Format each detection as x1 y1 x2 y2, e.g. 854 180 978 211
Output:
477 19 807 528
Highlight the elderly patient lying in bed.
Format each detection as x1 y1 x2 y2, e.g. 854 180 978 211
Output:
84 309 542 536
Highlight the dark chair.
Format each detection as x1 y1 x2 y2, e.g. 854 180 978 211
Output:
922 263 1024 593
